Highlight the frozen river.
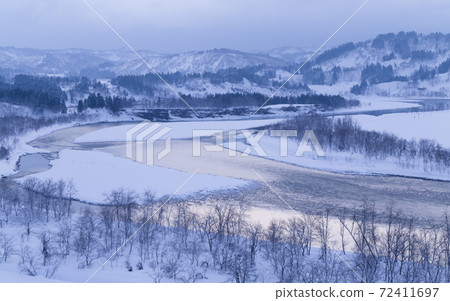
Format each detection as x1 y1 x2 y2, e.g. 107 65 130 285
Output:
24 117 450 221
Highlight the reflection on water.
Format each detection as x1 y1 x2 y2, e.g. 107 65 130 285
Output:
18 153 50 172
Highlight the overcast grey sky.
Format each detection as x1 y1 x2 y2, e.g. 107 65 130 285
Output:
0 0 449 53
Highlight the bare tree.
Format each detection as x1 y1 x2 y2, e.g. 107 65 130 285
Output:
444 213 450 283
339 202 380 282
0 234 14 262
73 209 101 268
246 223 262 266
56 220 72 258
39 231 54 266
18 246 39 276
228 246 256 283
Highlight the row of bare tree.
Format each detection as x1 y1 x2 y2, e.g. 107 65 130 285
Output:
270 116 450 173
0 179 448 282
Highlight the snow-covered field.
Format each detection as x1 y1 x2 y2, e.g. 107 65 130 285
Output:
21 149 250 203
74 119 282 143
350 109 450 148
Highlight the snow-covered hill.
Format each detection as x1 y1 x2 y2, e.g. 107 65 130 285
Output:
0 47 287 76
1 32 449 98
0 47 148 76
304 32 450 97
114 49 287 74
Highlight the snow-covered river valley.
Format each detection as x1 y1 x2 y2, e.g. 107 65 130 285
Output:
15 103 450 222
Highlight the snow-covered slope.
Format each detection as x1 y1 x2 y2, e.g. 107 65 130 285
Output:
0 47 146 76
0 47 286 76
305 32 450 97
313 32 450 72
112 49 287 74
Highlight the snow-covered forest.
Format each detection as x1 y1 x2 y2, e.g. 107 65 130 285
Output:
0 179 449 283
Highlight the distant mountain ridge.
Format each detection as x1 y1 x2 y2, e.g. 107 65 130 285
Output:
1 31 449 97
0 47 288 77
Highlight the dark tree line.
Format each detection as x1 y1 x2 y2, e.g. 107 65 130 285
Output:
13 75 67 101
153 93 359 110
0 79 67 113
410 50 436 61
300 67 326 85
77 93 133 114
437 58 450 74
0 146 8 160
351 63 407 94
372 31 419 58
411 66 436 82
69 77 108 95
361 64 407 85
382 52 395 62
371 31 450 58
314 42 357 64
351 58 448 94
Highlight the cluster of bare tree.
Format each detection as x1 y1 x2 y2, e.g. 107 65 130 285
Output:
0 179 76 277
0 179 448 283
338 202 449 283
271 116 450 173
